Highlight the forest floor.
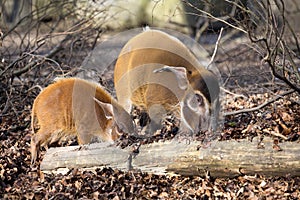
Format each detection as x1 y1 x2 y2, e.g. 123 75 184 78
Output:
1 29 300 199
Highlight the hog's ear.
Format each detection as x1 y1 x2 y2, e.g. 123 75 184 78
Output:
153 65 189 90
94 97 113 120
110 101 136 134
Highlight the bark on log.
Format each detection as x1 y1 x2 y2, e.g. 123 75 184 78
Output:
40 137 300 177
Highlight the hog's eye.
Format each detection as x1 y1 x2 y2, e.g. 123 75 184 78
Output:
195 93 203 106
187 93 204 112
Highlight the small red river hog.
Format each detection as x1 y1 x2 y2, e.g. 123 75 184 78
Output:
114 29 220 134
30 78 135 165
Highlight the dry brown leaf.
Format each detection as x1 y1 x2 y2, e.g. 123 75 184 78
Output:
277 120 292 135
265 113 272 120
281 112 293 122
39 170 45 183
158 191 169 198
242 124 255 134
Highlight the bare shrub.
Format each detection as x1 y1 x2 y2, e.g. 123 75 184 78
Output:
182 0 300 94
0 0 107 119
245 0 300 94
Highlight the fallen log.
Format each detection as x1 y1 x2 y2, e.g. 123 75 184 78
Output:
40 137 300 177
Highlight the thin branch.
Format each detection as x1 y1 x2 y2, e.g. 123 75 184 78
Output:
262 129 288 140
221 87 247 99
224 89 295 116
207 27 223 69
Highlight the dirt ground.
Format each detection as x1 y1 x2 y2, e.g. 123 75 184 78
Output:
1 28 300 199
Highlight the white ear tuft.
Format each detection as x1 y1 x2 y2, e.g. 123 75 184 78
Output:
143 26 150 31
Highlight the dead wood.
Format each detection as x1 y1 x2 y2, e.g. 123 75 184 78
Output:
40 137 300 178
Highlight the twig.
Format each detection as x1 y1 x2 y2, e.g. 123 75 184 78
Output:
262 129 288 140
224 89 295 116
207 27 223 69
221 87 247 99
4 90 20 123
28 85 43 92
195 20 209 41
